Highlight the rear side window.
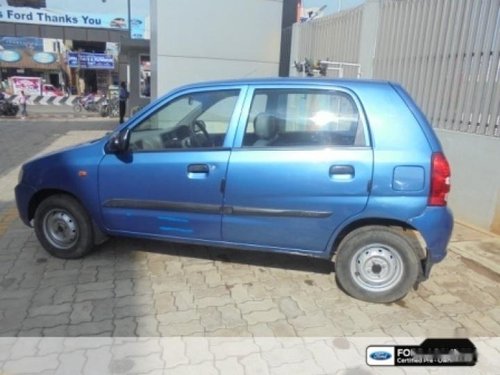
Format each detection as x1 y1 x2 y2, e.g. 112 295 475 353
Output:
243 88 366 147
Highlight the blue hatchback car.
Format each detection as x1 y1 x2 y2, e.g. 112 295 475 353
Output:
15 78 453 303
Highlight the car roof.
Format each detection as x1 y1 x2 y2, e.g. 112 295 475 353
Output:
176 77 394 91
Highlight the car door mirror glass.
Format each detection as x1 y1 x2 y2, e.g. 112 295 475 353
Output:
105 129 130 154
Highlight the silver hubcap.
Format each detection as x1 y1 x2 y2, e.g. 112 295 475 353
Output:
350 243 403 292
43 209 78 250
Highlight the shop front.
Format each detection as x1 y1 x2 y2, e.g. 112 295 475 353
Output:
0 36 65 94
66 48 116 95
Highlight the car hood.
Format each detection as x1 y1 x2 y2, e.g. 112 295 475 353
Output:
23 135 108 167
20 136 109 188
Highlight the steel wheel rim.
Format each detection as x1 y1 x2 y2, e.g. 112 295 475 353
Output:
350 243 404 292
43 209 79 250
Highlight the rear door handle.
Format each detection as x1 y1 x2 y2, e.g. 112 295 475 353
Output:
329 165 355 178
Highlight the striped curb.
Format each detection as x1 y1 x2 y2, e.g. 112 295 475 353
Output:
0 114 114 120
2 94 105 106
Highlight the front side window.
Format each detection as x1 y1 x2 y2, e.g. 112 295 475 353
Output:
129 89 240 151
243 88 366 147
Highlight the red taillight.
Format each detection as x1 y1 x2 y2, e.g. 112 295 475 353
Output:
429 152 451 206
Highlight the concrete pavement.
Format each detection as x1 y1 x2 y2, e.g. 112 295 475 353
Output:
0 117 499 373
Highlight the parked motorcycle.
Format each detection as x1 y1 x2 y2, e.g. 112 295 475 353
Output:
73 93 102 113
99 97 120 118
0 99 19 116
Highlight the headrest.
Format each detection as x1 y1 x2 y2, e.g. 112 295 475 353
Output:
254 113 279 140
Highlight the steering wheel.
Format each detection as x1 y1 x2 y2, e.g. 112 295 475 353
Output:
190 120 212 147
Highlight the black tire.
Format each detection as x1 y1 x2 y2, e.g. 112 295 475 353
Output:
334 226 421 303
11 105 19 116
8 105 19 116
111 106 119 118
73 103 83 113
34 194 94 259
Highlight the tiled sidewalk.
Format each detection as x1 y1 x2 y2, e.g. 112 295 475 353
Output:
0 337 498 374
0 125 499 373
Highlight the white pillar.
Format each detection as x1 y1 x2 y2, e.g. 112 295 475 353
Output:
358 0 380 78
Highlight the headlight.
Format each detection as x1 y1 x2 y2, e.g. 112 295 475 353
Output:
18 167 24 184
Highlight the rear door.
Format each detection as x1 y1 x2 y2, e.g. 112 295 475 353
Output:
222 85 373 254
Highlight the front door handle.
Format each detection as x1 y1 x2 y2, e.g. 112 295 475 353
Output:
187 164 210 179
188 164 209 173
329 165 355 178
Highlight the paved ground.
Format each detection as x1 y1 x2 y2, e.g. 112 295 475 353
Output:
0 117 499 373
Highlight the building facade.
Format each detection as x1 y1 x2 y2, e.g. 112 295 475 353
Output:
150 0 284 98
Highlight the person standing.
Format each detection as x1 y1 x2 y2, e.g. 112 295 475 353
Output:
19 90 27 119
143 76 151 97
119 81 129 124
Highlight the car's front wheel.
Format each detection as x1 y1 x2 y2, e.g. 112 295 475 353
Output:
34 194 94 259
335 226 421 303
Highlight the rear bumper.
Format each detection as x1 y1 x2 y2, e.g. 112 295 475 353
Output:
409 206 453 263
414 206 453 284
15 183 36 227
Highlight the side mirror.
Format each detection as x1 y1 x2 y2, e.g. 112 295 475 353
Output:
105 128 130 154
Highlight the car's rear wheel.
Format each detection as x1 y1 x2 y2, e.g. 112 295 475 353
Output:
335 226 421 303
34 194 94 259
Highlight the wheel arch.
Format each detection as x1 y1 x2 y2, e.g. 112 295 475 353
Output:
28 189 80 222
28 189 108 245
329 218 425 259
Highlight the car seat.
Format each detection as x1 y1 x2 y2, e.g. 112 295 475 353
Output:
253 113 279 146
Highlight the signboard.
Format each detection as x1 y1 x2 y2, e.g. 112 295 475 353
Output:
0 0 147 38
0 49 22 62
67 52 114 70
0 36 43 51
8 76 41 96
32 51 56 64
130 17 146 40
129 0 150 40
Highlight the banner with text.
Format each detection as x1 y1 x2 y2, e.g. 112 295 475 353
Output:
0 1 146 39
67 52 114 70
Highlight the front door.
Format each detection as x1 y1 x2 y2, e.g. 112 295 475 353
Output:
99 88 242 241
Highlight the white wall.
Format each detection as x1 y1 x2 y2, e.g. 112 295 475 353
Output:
436 129 500 234
151 0 283 97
